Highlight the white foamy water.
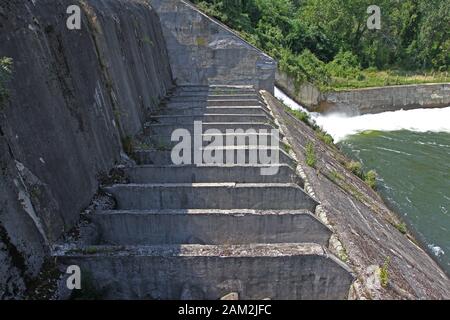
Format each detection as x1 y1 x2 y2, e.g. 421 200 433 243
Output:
274 87 450 142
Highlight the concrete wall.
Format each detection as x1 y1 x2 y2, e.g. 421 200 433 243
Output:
91 210 332 246
149 0 277 93
58 243 354 300
276 70 450 115
0 0 173 298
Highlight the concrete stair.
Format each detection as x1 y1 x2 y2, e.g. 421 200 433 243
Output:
53 243 353 300
148 114 270 124
132 146 296 167
90 209 332 246
144 122 275 136
53 85 354 300
123 164 301 184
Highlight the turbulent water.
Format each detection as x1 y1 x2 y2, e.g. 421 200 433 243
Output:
275 87 450 275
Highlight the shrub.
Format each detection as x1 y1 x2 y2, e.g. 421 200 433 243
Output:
380 257 391 288
305 142 316 168
365 170 378 190
316 129 334 146
346 161 363 179
288 108 311 124
394 222 407 235
326 50 362 79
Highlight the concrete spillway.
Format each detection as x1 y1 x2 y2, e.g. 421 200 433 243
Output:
52 85 354 300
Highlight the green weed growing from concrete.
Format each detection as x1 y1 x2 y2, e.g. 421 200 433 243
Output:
306 142 316 168
365 170 378 190
380 257 391 288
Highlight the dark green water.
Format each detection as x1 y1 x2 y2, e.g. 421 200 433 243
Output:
340 131 450 274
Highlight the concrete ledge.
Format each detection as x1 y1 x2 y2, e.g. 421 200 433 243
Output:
53 243 353 299
149 114 270 124
168 94 260 102
147 132 281 148
144 122 277 136
132 146 296 167
124 164 300 184
103 183 318 211
90 209 332 246
158 106 269 116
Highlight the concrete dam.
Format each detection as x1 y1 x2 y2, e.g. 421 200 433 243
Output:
0 0 449 300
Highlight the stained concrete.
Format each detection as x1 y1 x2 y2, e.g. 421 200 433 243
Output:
145 122 276 136
0 0 173 297
149 114 270 124
132 146 296 167
51 86 355 300
124 165 301 184
53 243 353 300
103 183 318 212
90 209 332 246
149 0 276 92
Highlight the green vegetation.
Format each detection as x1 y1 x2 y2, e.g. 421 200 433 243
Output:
380 257 391 288
344 160 378 189
365 170 378 190
346 161 364 178
282 142 292 154
0 57 13 108
192 0 450 90
394 222 408 235
284 104 335 146
286 107 311 125
305 142 316 167
316 130 334 146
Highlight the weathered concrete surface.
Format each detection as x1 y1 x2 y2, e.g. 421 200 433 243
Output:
149 113 270 124
132 146 296 167
149 0 276 93
263 91 450 299
103 183 318 212
53 243 353 300
90 209 332 246
145 122 275 136
0 0 173 298
124 165 301 184
52 85 353 300
276 71 450 115
159 106 269 116
0 137 48 299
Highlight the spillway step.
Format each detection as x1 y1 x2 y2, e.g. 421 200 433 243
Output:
165 99 262 108
52 243 354 300
89 209 331 246
144 122 277 136
103 183 318 211
148 114 270 124
167 94 260 101
123 164 300 184
145 132 281 148
132 146 296 167
157 106 269 116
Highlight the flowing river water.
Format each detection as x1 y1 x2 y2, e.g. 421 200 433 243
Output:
275 87 450 275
